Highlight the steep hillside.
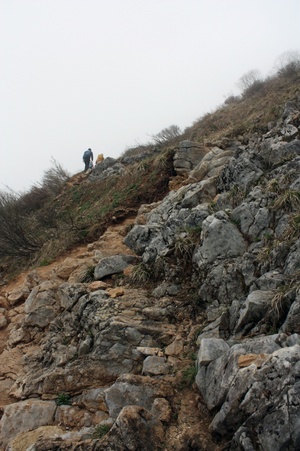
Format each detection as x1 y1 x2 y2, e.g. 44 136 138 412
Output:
0 69 300 450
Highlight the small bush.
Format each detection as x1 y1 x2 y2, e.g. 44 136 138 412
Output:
80 265 95 283
130 262 153 285
39 259 51 267
278 61 300 78
56 393 71 406
180 364 197 387
266 178 281 194
224 95 240 105
173 235 195 263
285 213 300 240
270 288 289 321
236 69 266 98
169 226 202 271
92 424 111 439
273 190 300 212
274 51 300 79
242 79 266 98
228 185 246 207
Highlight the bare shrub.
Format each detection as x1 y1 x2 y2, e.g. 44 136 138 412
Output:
224 95 240 105
41 157 70 196
151 125 182 145
274 50 300 78
0 191 41 258
18 184 50 214
237 69 262 91
18 158 70 214
236 69 266 98
242 79 266 98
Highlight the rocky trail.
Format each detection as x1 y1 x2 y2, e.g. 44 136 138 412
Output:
0 216 221 450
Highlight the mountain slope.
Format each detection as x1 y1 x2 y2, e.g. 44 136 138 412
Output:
0 69 300 450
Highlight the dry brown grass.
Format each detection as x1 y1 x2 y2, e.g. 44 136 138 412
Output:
273 190 300 212
184 72 300 145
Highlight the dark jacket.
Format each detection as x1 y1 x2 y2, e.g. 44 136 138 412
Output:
83 149 93 162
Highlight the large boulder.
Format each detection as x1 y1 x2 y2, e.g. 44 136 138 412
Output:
212 346 300 450
193 211 247 269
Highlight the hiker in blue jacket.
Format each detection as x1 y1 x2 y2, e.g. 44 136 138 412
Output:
83 148 93 172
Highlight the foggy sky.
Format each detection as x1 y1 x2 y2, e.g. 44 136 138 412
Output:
1 0 300 192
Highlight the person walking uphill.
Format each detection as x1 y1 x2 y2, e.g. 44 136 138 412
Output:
83 148 93 172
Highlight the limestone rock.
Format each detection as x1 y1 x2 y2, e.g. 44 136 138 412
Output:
7 290 28 306
187 146 234 183
193 211 247 269
55 257 80 280
24 284 63 328
210 346 300 449
94 254 139 279
72 387 109 412
173 140 207 176
165 337 184 356
136 346 164 356
105 375 159 419
0 399 57 448
234 290 275 334
55 405 95 428
9 426 65 451
142 356 171 375
180 177 219 208
197 338 230 366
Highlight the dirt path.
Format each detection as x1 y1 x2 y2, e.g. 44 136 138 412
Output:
165 388 223 451
0 219 135 408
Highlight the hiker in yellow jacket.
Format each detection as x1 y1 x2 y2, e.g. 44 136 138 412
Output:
95 153 104 165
